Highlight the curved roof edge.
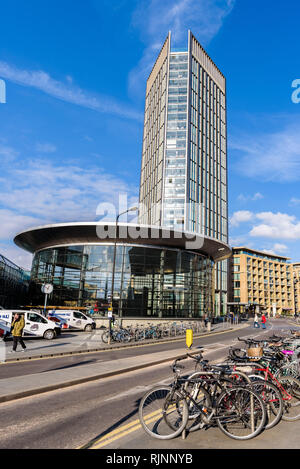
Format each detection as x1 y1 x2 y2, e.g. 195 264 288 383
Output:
14 222 232 262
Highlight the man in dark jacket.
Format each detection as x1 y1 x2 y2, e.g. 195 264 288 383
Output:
10 314 26 352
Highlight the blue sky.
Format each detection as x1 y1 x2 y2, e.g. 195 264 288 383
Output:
0 0 300 269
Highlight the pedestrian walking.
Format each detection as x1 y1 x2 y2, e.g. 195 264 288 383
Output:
10 313 26 352
254 313 260 328
261 313 267 330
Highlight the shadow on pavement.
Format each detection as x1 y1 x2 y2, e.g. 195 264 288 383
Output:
81 397 141 449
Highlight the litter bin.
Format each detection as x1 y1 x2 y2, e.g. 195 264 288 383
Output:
206 321 211 332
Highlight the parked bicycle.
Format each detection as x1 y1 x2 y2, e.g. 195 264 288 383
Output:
226 336 300 422
139 354 267 441
101 326 132 343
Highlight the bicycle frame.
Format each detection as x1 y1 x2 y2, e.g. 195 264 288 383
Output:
169 370 255 428
249 363 293 402
170 378 214 426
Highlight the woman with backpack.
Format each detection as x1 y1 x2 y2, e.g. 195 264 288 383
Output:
9 313 26 353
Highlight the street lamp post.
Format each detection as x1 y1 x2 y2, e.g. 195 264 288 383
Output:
108 206 138 343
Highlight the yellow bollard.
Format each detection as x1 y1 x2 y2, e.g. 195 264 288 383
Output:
186 329 193 349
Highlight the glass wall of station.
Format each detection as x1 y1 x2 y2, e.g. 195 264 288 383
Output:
0 254 30 308
30 244 214 318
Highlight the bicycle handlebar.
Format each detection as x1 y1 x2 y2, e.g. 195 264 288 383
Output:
237 336 285 346
186 352 204 360
171 355 188 372
172 352 205 372
237 337 264 345
175 355 189 362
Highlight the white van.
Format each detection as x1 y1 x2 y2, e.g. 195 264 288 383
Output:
0 310 61 340
47 310 96 332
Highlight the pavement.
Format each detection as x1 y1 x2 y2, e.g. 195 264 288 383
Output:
1 320 240 361
0 321 249 404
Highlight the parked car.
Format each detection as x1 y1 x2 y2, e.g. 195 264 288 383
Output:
0 310 61 340
47 310 96 332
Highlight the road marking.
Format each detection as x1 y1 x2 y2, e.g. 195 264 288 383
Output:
80 401 180 449
90 423 142 449
84 410 162 449
80 415 141 449
90 408 179 450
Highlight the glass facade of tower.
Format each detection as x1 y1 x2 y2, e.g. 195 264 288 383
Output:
188 44 228 316
139 37 169 226
139 31 229 316
188 55 227 242
163 52 188 230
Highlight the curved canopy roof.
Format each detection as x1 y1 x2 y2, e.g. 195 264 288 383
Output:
14 222 232 262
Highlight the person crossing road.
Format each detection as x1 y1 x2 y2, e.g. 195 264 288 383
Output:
10 313 26 353
261 313 267 329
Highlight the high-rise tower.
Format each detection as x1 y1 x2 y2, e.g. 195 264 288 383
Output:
139 31 228 315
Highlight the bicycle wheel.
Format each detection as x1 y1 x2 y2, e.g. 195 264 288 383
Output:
120 330 131 342
228 347 247 360
250 378 284 429
275 362 299 380
101 331 110 343
216 386 266 440
134 329 144 341
279 376 300 421
138 386 188 440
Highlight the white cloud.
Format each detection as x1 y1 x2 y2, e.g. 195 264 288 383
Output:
0 209 41 240
273 243 288 253
259 243 289 257
0 61 143 121
229 210 254 227
36 143 57 153
290 197 300 206
0 153 140 268
237 192 264 202
129 0 235 99
0 243 33 270
261 249 276 256
250 212 300 240
230 210 300 241
0 158 139 224
253 192 264 200
0 144 19 162
229 235 254 248
232 123 300 182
